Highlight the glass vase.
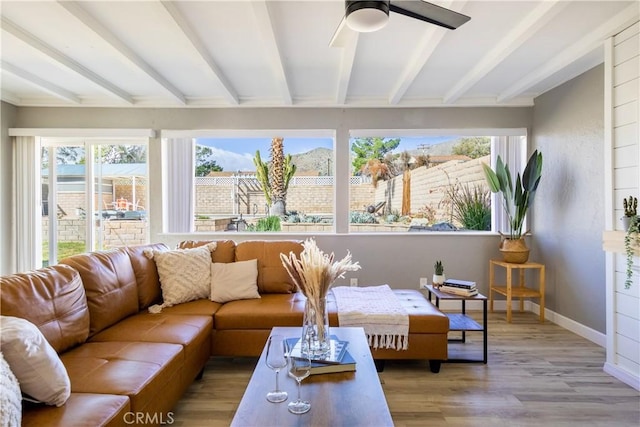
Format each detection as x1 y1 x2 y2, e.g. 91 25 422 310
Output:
301 297 330 359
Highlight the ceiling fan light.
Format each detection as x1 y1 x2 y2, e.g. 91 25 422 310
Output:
345 1 390 33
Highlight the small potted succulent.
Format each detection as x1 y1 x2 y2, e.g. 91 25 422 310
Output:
622 195 637 230
433 261 445 288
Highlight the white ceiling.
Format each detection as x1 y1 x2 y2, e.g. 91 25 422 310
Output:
1 0 638 109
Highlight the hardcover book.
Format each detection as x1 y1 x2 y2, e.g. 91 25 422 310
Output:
443 279 477 289
439 286 478 297
287 336 348 363
285 337 356 375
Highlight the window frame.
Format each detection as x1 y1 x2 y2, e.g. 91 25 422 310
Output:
348 128 528 235
9 128 154 270
161 129 337 234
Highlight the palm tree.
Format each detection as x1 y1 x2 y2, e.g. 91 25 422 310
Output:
269 137 286 216
253 137 296 217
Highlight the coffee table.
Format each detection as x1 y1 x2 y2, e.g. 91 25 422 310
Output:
231 326 393 427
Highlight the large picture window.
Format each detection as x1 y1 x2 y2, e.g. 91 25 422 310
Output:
348 131 527 234
192 134 334 233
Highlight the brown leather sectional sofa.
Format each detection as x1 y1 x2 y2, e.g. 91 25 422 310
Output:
0 239 448 426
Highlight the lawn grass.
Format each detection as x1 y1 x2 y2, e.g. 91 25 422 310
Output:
42 241 86 266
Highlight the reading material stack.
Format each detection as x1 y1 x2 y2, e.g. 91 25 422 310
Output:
286 336 356 375
440 279 478 297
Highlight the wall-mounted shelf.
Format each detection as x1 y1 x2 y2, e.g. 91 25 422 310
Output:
602 230 640 256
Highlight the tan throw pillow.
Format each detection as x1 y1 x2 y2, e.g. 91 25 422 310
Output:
144 242 217 312
0 316 71 407
0 352 21 425
211 259 261 303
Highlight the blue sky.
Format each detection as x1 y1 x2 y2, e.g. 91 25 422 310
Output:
196 136 456 171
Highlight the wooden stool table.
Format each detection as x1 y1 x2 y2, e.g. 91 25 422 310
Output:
489 259 545 323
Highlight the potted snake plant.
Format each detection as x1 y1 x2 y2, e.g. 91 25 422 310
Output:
482 150 543 263
622 196 637 231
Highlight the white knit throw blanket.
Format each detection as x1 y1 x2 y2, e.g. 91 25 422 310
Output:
332 284 409 350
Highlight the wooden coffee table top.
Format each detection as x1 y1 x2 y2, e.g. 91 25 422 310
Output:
231 326 393 427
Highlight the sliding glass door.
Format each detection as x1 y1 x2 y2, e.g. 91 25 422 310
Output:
40 139 148 266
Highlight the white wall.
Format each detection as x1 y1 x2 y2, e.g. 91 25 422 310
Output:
531 65 606 332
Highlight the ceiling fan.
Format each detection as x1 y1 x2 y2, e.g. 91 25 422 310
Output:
331 1 470 46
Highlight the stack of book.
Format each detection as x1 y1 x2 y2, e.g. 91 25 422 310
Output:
440 279 478 297
286 336 356 375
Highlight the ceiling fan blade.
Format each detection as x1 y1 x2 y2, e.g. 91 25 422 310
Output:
329 16 353 47
389 1 470 30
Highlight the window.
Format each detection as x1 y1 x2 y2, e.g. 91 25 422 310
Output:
40 138 149 266
348 131 527 234
191 134 334 233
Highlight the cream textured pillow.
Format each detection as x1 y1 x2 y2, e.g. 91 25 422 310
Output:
211 259 261 303
144 243 217 312
0 351 21 426
0 316 71 407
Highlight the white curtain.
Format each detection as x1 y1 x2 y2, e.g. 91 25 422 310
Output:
164 138 194 233
491 135 526 235
14 136 42 272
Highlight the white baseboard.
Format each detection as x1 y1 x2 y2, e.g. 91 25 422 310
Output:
527 301 606 347
604 362 640 391
436 299 606 347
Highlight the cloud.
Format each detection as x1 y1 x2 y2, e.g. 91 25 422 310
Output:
206 146 255 172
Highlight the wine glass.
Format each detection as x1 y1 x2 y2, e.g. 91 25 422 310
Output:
287 341 312 414
265 334 288 403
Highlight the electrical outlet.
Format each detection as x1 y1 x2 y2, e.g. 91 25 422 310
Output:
350 278 358 287
419 277 428 289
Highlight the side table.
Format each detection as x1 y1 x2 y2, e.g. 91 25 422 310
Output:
425 285 487 364
488 259 545 323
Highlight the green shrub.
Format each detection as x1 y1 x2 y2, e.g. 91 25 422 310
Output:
446 182 491 230
249 215 282 232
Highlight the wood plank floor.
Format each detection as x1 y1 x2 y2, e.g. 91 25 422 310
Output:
172 312 639 426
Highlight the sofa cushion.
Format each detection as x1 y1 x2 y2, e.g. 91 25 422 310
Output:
0 316 71 407
235 240 302 293
125 243 169 310
178 239 236 263
61 341 183 414
0 264 90 353
22 393 130 427
391 289 449 334
144 244 216 311
60 250 139 337
160 299 222 318
214 293 305 330
90 312 212 381
211 259 260 303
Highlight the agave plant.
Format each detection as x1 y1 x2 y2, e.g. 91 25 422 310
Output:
482 150 543 240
